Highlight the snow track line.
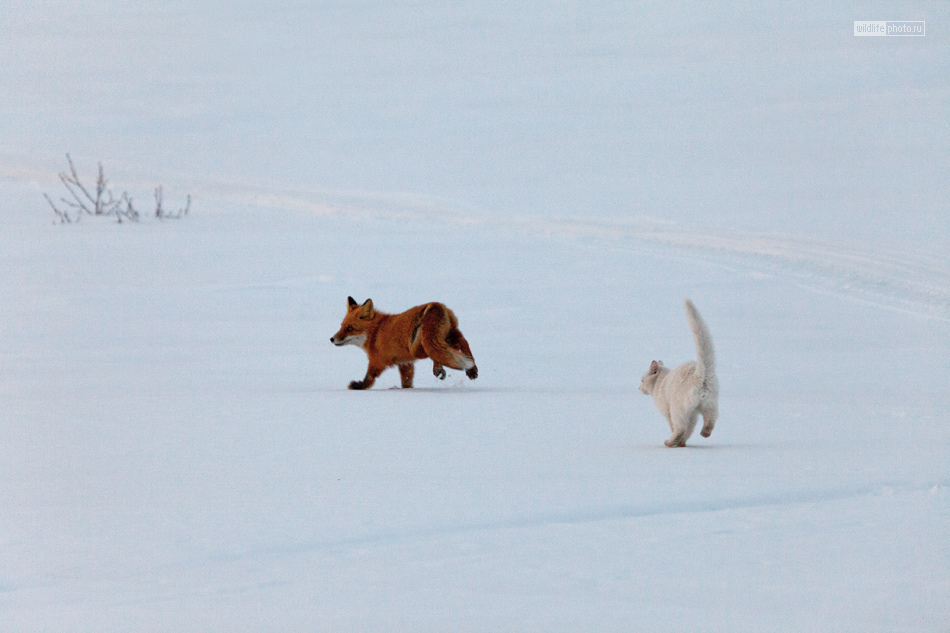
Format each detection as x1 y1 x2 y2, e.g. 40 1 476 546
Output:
216 186 950 323
499 220 950 324
8 162 948 323
629 229 950 322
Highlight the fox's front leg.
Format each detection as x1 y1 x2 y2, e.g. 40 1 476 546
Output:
432 362 446 380
398 362 415 388
349 364 384 390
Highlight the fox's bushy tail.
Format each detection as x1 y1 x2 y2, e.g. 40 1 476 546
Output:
684 299 715 381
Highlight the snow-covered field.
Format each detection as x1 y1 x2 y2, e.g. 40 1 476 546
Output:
2 2 948 631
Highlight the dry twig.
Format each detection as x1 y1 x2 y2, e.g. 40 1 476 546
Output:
45 154 189 224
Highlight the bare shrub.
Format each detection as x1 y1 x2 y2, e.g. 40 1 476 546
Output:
154 186 191 220
45 154 191 224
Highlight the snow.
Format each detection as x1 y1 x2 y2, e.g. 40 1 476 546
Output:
2 2 949 631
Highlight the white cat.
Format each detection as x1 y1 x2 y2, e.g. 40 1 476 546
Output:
639 299 719 447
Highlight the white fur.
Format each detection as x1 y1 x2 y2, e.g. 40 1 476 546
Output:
455 353 475 370
333 333 367 348
639 299 719 447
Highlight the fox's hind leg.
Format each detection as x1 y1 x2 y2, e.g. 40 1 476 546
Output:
398 362 415 388
420 305 477 380
425 339 474 378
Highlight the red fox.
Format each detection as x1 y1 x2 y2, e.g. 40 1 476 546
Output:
330 297 478 390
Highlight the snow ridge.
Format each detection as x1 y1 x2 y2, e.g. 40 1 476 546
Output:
8 162 948 322
217 186 950 323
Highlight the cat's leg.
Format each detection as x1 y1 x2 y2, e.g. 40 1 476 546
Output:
665 405 695 447
664 432 686 448
683 409 700 441
665 415 687 447
664 413 674 433
700 404 718 438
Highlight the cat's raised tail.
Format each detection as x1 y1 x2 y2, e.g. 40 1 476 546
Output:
684 299 715 382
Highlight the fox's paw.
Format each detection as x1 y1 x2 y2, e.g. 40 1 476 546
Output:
348 380 366 390
701 427 713 438
466 365 478 380
433 366 446 380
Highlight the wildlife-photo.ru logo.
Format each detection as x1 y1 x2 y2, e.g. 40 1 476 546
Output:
854 21 925 36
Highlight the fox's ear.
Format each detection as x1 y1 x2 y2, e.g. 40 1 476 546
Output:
347 296 358 310
360 298 375 319
650 360 661 374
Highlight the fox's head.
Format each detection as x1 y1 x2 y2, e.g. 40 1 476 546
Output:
330 297 377 348
639 360 665 395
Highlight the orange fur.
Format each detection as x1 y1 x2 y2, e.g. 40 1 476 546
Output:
331 297 478 390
